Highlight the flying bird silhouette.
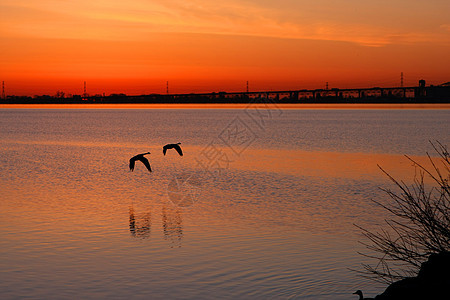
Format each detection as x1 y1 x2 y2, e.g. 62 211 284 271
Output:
129 152 152 172
163 143 183 156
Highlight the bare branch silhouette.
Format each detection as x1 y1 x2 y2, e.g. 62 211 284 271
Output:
355 141 450 283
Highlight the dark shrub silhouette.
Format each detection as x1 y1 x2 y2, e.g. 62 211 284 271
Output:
356 141 449 283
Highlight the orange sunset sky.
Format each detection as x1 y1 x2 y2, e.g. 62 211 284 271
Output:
1 0 449 96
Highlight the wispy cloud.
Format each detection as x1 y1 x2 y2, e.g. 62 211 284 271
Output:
1 0 449 47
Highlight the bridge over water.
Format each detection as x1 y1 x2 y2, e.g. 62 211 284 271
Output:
154 83 449 103
3 82 450 104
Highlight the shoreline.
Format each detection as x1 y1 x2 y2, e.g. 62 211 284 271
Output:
1 103 450 109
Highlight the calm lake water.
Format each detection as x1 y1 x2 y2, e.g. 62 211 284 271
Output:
0 106 449 299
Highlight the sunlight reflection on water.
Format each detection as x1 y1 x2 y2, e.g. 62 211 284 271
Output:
0 108 448 299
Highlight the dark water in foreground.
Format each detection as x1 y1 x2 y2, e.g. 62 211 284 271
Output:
0 108 449 299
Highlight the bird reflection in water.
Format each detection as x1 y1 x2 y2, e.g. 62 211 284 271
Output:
129 205 151 239
162 205 183 248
